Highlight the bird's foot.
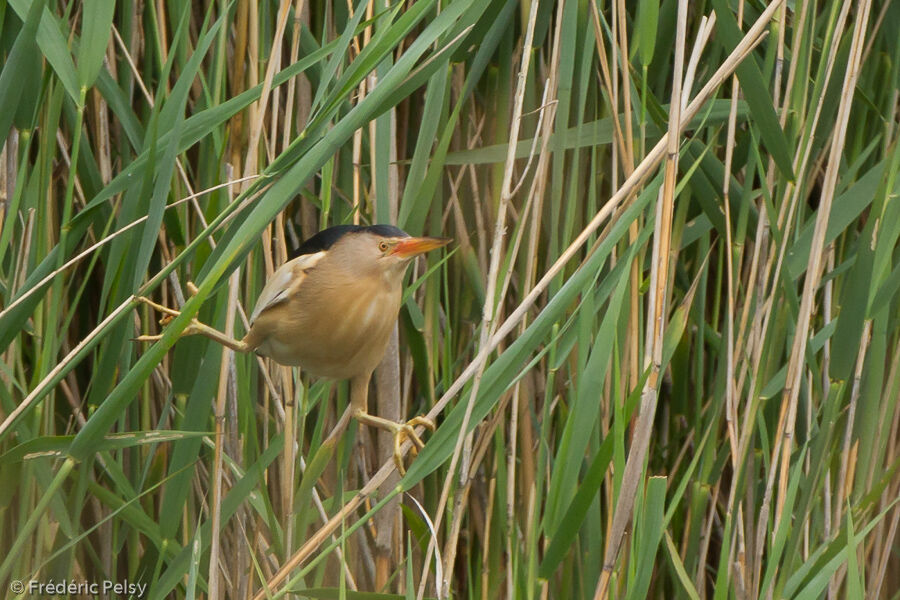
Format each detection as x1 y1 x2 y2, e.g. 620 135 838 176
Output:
133 294 250 353
353 411 436 475
133 298 205 340
134 297 178 342
390 416 436 475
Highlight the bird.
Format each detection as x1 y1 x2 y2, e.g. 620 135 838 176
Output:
136 224 451 473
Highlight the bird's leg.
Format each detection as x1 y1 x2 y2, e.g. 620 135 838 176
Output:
349 374 436 475
133 295 251 353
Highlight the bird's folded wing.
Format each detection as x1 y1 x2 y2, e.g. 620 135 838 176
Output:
249 251 325 324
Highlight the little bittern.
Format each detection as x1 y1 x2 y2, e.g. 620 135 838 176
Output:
137 224 450 472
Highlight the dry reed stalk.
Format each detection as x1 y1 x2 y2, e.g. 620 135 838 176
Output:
207 269 239 599
373 326 402 590
826 319 873 597
512 14 562 557
352 106 364 225
614 0 635 172
868 341 900 598
865 300 900 503
736 0 837 434
588 0 627 181
836 319 873 521
282 0 307 151
92 87 112 186
373 89 403 594
590 0 643 429
278 363 296 569
481 84 556 600
594 1 688 597
440 393 507 600
442 11 549 600
349 0 367 227
247 0 260 169
226 167 250 600
695 480 720 598
822 242 835 413
722 0 744 476
720 1 748 593
773 0 872 533
415 2 543 598
739 2 848 582
618 1 645 431
680 14 717 111
229 0 249 170
870 483 900 597
154 0 169 71
480 471 497 600
501 7 562 589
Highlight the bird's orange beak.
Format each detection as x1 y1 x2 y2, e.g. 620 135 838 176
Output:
391 236 452 258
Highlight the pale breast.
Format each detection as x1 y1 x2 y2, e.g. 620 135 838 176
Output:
249 267 402 379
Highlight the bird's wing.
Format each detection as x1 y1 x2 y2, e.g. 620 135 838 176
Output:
249 251 325 324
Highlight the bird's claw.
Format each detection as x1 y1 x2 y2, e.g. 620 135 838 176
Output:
133 317 174 342
354 410 436 474
392 415 436 475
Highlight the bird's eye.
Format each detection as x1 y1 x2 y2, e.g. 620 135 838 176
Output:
378 241 389 252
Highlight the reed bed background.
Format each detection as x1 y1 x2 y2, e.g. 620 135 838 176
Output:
2 0 900 597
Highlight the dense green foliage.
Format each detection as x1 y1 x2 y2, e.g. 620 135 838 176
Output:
1 0 899 598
